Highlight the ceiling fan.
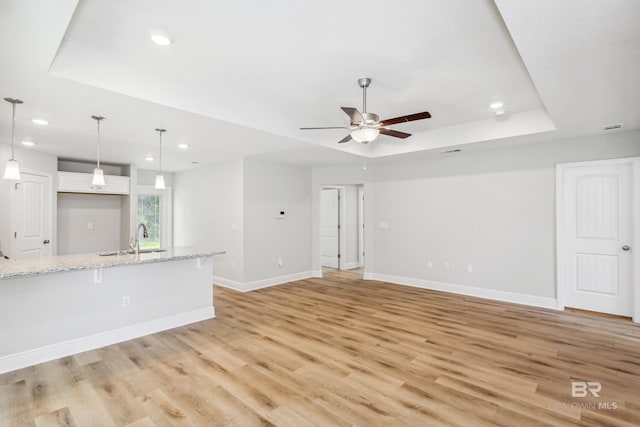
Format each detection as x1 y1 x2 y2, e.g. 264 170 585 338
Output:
300 78 431 144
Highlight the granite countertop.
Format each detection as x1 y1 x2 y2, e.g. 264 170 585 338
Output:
0 246 225 279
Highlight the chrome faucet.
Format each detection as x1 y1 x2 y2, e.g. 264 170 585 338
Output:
129 223 149 254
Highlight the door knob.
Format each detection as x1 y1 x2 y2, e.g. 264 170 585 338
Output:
622 245 630 251
43 240 50 244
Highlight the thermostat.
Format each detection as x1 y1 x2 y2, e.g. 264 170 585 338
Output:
276 210 285 219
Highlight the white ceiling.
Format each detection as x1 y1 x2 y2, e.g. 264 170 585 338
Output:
0 0 638 171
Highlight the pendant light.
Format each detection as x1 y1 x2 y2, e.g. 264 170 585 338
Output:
154 128 166 189
91 115 106 186
3 97 24 180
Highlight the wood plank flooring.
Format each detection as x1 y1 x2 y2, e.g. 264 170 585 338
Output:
1 268 640 426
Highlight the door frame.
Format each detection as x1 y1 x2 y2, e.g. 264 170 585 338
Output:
9 169 54 259
320 186 345 269
556 157 640 323
358 185 365 268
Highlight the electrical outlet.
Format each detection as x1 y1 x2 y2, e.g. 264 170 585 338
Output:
231 261 236 269
427 260 433 268
277 257 283 267
444 262 450 270
122 296 130 308
467 264 473 273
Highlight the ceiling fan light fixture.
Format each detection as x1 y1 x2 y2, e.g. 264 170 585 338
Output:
351 128 380 143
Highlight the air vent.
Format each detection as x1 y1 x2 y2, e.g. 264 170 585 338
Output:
603 123 624 131
440 149 462 154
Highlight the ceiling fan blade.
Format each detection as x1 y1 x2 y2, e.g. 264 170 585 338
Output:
341 107 364 124
379 128 411 139
379 111 431 127
338 134 352 143
300 127 349 130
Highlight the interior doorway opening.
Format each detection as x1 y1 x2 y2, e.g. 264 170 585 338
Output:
319 184 364 278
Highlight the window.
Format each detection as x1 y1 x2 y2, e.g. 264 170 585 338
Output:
137 185 172 249
138 194 161 249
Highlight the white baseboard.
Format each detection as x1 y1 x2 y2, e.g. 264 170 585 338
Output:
311 270 323 278
0 307 215 375
340 261 361 270
213 271 314 292
212 275 245 290
365 273 559 310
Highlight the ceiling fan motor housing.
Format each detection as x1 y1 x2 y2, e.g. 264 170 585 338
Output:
351 112 379 127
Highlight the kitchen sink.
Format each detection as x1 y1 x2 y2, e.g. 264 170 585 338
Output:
98 249 167 256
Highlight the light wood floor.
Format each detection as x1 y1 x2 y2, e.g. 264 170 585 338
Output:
2 269 640 426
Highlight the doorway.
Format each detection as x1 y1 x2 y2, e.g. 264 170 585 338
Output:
557 157 639 321
10 172 53 259
320 188 340 269
319 185 364 274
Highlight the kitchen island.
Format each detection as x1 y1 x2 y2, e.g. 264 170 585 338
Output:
0 246 223 374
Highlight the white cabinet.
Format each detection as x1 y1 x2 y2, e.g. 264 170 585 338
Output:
57 171 130 195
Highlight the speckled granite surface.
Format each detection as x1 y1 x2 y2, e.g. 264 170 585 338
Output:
0 247 224 279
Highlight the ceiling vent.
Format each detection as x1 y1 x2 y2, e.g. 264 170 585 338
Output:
602 123 624 131
440 149 462 154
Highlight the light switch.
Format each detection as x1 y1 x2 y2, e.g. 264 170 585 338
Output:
379 222 389 229
87 222 93 230
231 223 238 231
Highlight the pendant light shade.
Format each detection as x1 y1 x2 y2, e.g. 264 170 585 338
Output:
91 115 106 186
3 97 23 181
3 159 20 180
154 128 166 189
92 167 105 186
154 174 166 189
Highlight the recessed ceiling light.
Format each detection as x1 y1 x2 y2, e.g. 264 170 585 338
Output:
150 32 174 46
144 156 154 162
32 118 48 126
490 101 504 109
21 140 36 147
177 143 189 149
495 110 506 116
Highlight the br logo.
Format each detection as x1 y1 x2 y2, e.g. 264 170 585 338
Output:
571 381 601 398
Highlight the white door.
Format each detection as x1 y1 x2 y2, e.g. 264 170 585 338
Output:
11 173 52 259
320 188 340 268
560 161 634 316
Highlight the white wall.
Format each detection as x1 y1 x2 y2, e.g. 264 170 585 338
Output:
173 158 244 282
312 131 640 303
57 193 122 254
243 157 311 282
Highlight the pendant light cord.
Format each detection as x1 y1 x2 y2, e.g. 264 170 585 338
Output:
96 119 101 169
10 102 16 160
155 128 166 175
91 115 105 169
4 98 23 160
